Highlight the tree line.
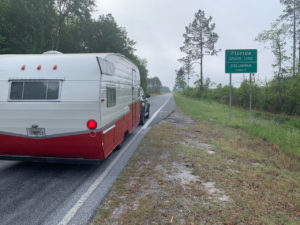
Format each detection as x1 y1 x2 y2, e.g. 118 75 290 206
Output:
146 77 170 94
0 0 148 92
175 1 300 116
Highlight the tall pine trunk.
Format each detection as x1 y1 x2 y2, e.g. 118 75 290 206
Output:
293 0 296 77
200 50 203 90
200 32 203 90
298 36 300 75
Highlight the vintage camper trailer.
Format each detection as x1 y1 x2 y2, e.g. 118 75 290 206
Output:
0 52 144 162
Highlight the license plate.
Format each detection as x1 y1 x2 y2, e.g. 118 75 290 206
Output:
27 128 46 137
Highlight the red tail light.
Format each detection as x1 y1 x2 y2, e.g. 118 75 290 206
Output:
87 120 97 130
21 65 26 71
53 65 57 70
37 65 41 70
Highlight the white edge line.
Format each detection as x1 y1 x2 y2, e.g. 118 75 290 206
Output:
142 95 172 129
57 95 172 225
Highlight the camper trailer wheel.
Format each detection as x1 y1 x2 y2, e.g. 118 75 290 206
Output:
115 131 128 151
115 139 123 150
115 142 122 150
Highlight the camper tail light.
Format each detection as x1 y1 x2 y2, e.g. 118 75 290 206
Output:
87 120 97 130
21 65 26 71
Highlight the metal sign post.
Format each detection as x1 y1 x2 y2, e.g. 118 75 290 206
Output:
229 73 232 122
249 73 252 122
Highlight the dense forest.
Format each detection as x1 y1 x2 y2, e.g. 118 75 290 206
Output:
175 1 300 116
0 0 148 91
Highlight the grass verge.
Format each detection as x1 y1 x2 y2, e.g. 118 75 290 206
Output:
174 94 300 157
91 109 300 225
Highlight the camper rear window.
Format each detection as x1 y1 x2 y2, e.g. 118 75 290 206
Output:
9 80 60 101
106 86 116 107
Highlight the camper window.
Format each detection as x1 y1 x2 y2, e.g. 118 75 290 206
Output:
9 80 60 101
106 86 116 107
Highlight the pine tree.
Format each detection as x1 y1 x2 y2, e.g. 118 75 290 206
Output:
256 22 289 80
180 9 220 89
178 52 194 88
174 67 187 91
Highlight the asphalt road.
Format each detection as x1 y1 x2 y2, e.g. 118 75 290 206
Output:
0 93 176 225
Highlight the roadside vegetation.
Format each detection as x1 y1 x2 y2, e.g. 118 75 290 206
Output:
176 76 300 116
174 94 300 158
92 102 300 224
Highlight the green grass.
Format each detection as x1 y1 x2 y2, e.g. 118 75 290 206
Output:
174 94 300 157
92 113 300 224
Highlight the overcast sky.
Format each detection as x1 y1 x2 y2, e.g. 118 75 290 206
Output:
94 0 284 89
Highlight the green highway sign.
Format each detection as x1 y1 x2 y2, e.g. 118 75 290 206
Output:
225 49 257 73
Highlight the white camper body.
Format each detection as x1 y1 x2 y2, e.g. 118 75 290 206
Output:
0 53 141 161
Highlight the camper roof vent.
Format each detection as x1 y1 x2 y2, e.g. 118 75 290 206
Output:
42 50 63 55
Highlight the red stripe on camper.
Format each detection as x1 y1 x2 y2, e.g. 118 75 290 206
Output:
0 101 141 161
0 132 104 160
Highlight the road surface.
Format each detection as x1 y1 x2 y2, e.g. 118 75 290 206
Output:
0 93 176 225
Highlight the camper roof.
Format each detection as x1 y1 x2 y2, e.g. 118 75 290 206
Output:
0 53 130 81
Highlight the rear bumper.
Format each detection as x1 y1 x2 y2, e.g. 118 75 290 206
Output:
0 131 105 160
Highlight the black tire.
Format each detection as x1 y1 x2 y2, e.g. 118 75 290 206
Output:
115 142 122 151
140 107 145 125
115 131 128 151
145 105 150 118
